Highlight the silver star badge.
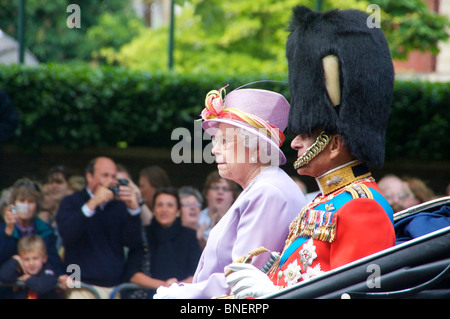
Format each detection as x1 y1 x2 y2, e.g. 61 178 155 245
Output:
299 239 318 270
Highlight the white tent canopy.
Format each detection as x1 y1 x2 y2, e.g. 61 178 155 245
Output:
0 29 39 66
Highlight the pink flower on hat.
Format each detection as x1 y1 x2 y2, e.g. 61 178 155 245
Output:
200 85 286 147
201 85 228 120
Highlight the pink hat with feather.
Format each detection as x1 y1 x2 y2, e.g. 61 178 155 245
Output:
200 85 289 165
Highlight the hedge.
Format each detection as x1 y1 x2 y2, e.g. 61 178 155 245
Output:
0 63 448 162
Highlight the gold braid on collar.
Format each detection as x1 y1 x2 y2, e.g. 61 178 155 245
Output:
317 161 372 196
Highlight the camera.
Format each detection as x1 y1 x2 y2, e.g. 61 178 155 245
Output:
108 179 129 196
11 203 29 215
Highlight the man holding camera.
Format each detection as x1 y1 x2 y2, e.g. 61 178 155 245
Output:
56 156 144 299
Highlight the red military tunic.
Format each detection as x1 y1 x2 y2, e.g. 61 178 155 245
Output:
269 161 395 286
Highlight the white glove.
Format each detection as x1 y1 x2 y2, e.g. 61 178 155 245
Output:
225 263 279 299
153 283 183 299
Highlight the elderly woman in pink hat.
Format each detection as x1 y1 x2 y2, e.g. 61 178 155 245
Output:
154 85 307 299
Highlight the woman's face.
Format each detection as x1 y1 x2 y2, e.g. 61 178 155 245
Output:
211 123 251 185
154 193 179 228
378 176 419 212
139 175 156 207
14 196 37 221
180 195 201 229
205 179 235 213
48 172 70 201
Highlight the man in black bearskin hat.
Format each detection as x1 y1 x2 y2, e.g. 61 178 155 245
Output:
225 6 397 298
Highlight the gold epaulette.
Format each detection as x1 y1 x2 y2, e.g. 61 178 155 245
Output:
345 183 374 199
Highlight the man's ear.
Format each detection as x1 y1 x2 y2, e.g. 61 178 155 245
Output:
86 172 93 183
328 134 345 160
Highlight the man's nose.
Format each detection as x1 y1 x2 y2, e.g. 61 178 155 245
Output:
291 135 303 150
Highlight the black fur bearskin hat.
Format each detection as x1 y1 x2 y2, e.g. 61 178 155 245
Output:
286 6 394 167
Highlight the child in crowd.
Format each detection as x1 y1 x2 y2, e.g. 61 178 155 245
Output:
0 235 61 299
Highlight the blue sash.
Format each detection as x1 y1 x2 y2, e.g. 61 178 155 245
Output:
278 187 393 269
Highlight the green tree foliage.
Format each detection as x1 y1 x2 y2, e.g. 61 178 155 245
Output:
0 0 140 62
373 0 450 59
101 0 448 74
1 0 448 73
85 12 143 64
101 0 370 74
102 0 300 74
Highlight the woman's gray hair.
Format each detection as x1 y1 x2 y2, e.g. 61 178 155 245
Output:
237 128 279 166
178 185 204 207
